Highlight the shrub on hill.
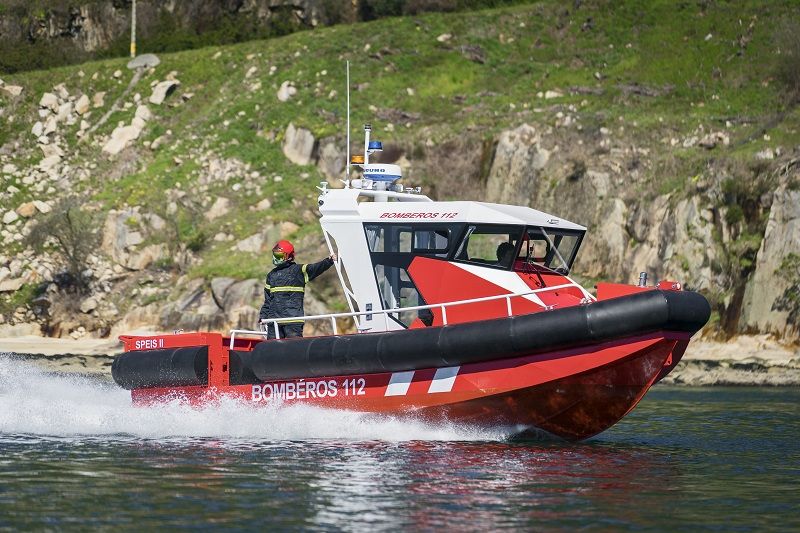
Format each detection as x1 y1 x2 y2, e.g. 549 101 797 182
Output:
23 198 100 294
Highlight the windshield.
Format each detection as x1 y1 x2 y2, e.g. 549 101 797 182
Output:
453 225 525 270
517 227 583 274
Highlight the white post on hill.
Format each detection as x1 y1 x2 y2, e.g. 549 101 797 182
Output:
130 0 137 58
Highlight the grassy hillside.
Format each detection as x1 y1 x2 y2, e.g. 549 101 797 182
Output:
0 0 798 317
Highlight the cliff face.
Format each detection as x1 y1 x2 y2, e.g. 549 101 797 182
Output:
475 124 799 341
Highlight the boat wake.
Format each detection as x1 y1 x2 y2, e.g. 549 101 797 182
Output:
0 355 506 442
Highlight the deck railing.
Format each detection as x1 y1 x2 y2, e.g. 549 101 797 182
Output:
228 283 589 348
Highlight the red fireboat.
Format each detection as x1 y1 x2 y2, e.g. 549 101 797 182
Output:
113 124 709 441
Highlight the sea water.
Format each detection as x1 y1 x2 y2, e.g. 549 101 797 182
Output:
0 355 798 531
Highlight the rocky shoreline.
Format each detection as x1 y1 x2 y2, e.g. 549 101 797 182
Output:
2 333 797 386
659 335 800 387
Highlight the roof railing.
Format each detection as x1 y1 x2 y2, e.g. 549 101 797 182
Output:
228 282 589 349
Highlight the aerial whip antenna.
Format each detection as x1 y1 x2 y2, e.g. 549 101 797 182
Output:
345 60 351 186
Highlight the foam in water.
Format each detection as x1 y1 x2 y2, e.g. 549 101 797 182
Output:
0 355 506 442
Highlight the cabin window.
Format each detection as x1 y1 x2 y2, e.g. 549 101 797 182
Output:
364 223 458 327
364 224 456 258
411 228 450 253
453 225 525 270
517 227 584 273
374 264 426 327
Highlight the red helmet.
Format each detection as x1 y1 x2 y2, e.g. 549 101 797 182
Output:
272 240 295 265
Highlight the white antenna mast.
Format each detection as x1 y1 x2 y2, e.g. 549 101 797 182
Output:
345 60 351 185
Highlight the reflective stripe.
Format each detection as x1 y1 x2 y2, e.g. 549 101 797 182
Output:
270 286 305 293
265 283 271 290
302 264 309 284
277 319 305 324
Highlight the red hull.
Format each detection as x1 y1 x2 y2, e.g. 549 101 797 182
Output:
126 331 688 441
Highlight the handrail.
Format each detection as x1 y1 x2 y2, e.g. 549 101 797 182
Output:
229 282 589 348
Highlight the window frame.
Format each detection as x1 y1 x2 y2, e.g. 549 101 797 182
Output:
519 226 585 273
451 223 526 271
363 222 465 327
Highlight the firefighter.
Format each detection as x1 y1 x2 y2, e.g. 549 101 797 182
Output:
258 240 336 339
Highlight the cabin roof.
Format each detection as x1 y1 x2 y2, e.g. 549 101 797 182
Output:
354 199 586 231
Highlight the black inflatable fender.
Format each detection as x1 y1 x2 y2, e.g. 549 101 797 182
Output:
112 346 208 390
240 289 710 382
111 290 711 388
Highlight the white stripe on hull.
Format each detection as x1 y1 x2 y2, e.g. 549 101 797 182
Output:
428 366 460 393
384 371 415 396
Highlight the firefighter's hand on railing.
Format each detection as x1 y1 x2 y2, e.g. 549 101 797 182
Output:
330 252 337 262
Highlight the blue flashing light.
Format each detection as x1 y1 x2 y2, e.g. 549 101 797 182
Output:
368 140 383 151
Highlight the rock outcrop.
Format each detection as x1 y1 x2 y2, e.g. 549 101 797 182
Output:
149 80 180 105
101 209 168 270
486 124 550 205
317 138 345 185
482 123 798 340
282 123 316 166
102 125 141 155
159 277 262 332
741 187 800 338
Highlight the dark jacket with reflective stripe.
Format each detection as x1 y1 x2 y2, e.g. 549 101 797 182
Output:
259 258 335 322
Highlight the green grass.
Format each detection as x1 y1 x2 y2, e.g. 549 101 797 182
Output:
0 283 40 316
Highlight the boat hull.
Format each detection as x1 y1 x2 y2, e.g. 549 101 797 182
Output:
129 331 687 441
